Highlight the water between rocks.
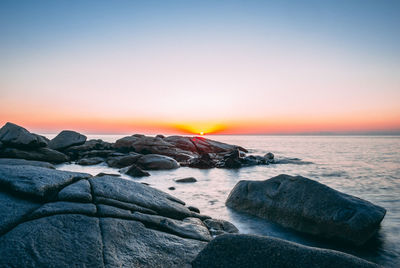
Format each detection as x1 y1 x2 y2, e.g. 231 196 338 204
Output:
56 135 400 267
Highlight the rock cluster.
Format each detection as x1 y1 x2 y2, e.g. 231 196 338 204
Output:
226 174 386 246
0 164 238 267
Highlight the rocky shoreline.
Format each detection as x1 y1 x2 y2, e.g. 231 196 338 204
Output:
0 122 385 267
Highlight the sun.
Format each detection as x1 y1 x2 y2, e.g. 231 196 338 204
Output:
199 132 204 135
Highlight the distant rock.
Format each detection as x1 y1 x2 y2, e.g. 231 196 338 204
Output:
0 147 69 163
76 157 104 166
0 122 48 149
49 130 87 151
175 177 197 183
264 152 274 161
188 153 216 169
0 158 55 169
106 153 142 168
168 187 176 191
226 174 386 246
122 164 150 178
192 234 379 268
220 149 242 168
136 154 180 170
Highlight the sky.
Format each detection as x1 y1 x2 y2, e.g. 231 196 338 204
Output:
1 0 399 135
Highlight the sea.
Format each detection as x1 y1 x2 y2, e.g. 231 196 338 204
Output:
56 135 400 267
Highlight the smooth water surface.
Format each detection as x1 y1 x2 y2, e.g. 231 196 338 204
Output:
58 135 400 267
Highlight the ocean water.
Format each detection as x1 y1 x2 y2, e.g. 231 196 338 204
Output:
57 135 400 267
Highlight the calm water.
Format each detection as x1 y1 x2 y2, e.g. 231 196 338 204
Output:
57 135 400 267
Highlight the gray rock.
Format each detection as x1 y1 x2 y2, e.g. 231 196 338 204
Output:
203 219 239 236
122 164 150 177
136 154 180 170
169 187 176 190
101 217 206 268
95 196 157 215
192 234 379 268
0 165 91 200
226 174 386 246
264 152 274 160
188 153 216 169
95 172 121 177
0 191 41 236
76 157 104 165
175 177 197 183
190 136 248 154
0 147 69 163
188 206 200 213
90 176 192 220
57 179 92 202
0 214 104 268
0 122 48 149
29 201 97 219
106 153 142 168
64 139 113 160
49 130 87 151
0 158 55 169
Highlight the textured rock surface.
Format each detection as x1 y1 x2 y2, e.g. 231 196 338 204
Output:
192 234 379 268
226 174 386 245
49 130 87 150
0 147 69 163
0 158 55 169
122 164 150 177
0 122 48 149
0 165 240 267
76 157 104 165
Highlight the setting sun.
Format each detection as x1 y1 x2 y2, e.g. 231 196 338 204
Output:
200 132 204 135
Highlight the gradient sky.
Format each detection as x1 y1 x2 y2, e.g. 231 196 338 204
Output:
1 0 399 134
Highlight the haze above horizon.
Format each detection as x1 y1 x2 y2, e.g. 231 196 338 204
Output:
1 0 399 135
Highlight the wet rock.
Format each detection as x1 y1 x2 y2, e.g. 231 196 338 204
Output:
0 158 55 169
175 177 197 183
122 164 150 178
188 153 216 169
48 130 87 151
106 153 142 168
76 157 104 166
0 147 69 163
264 152 274 162
220 149 242 168
192 234 379 268
203 219 239 236
226 174 386 246
136 154 180 170
168 187 176 191
0 122 48 149
188 206 200 213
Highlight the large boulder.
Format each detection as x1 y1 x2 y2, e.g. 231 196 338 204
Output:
0 147 69 163
136 154 180 170
0 158 55 169
0 165 236 267
0 122 48 149
106 153 142 168
190 137 248 154
226 175 386 246
192 234 379 268
48 130 87 151
64 139 113 160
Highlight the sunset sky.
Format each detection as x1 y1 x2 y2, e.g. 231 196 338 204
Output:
1 0 399 135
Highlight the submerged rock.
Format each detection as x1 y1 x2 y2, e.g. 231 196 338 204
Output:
226 174 386 246
175 177 197 183
0 122 48 149
49 130 87 151
192 234 379 268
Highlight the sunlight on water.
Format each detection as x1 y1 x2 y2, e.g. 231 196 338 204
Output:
57 135 400 267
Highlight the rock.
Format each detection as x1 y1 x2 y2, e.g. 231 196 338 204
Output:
81 150 115 158
0 165 90 201
192 234 379 268
175 177 197 183
76 157 104 166
188 153 216 169
168 187 176 191
203 219 239 236
0 158 55 169
57 179 92 202
226 174 386 246
264 152 274 160
220 149 242 168
0 122 48 149
0 147 69 163
48 130 87 151
95 172 120 177
29 201 97 219
106 153 142 168
190 136 248 154
64 139 113 159
123 164 150 177
164 136 198 152
188 206 200 213
136 154 180 170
